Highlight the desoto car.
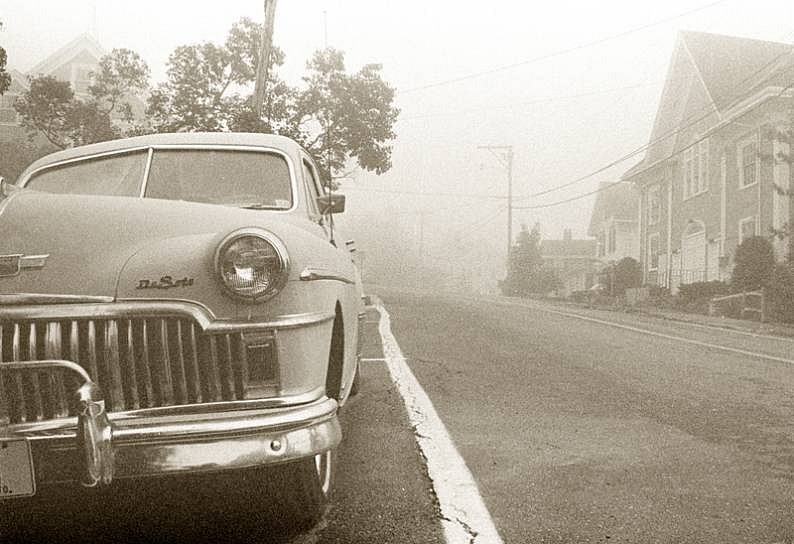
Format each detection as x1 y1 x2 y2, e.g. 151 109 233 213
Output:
0 132 364 529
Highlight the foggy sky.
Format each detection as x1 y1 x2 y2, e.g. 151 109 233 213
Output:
1 0 793 289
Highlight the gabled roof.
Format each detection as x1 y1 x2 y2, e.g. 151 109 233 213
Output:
587 182 638 236
27 33 105 76
682 31 793 111
623 31 794 182
541 239 597 258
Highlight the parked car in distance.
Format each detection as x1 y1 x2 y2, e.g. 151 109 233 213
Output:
0 132 365 529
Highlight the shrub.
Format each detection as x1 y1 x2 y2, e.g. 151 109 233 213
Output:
600 257 642 296
768 263 794 324
677 280 731 304
732 236 776 292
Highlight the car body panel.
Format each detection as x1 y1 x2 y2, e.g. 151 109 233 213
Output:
0 132 364 496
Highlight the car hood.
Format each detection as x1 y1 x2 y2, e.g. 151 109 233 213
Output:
0 190 311 301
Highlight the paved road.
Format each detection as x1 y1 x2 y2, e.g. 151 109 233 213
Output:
378 288 794 543
5 290 794 543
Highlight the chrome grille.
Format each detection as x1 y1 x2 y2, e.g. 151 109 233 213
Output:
0 317 249 424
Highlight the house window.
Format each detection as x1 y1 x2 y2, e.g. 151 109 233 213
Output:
0 93 19 124
647 233 660 271
738 216 757 245
71 64 95 97
683 139 708 199
608 225 617 254
739 140 758 189
647 184 660 226
597 232 605 257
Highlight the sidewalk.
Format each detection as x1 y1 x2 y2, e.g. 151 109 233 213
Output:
539 297 794 339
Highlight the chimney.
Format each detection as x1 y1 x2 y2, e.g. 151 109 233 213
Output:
563 229 572 241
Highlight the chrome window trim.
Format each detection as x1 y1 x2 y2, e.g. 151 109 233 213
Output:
18 144 301 214
19 146 152 192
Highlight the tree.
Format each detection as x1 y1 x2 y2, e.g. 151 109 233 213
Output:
290 48 399 181
732 236 776 292
0 47 10 95
501 223 559 296
148 18 399 181
147 18 292 133
15 49 150 148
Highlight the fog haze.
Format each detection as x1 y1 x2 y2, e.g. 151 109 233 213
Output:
2 0 793 291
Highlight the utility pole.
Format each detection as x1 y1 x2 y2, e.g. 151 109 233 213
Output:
253 0 278 117
478 145 515 259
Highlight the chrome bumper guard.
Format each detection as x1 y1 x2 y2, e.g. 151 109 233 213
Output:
1 360 341 490
1 360 113 488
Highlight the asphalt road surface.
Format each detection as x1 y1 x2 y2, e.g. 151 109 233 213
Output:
4 289 794 543
377 288 794 543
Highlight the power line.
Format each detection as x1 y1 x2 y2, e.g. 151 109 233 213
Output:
397 80 666 122
516 75 794 210
518 43 794 201
397 0 731 95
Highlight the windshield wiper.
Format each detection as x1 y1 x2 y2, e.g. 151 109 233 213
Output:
237 203 285 210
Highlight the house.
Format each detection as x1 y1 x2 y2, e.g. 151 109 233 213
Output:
541 230 599 296
588 181 640 264
0 33 145 143
624 31 794 292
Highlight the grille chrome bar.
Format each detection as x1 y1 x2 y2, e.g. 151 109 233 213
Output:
0 316 252 424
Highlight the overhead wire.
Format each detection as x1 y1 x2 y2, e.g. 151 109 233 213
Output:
513 41 794 207
397 0 732 94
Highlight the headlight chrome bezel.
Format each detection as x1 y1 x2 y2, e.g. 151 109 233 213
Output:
214 228 290 303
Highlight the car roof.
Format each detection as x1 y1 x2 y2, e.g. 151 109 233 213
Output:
18 132 306 183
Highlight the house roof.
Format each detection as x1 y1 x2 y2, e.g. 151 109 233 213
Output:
623 31 794 182
27 33 105 77
681 31 793 111
587 182 638 236
541 239 597 258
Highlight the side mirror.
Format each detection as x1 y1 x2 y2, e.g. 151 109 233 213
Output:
316 193 345 215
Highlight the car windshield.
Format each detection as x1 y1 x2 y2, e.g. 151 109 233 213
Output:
24 151 148 197
145 149 293 209
23 148 293 209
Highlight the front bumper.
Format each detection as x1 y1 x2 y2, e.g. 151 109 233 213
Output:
1 360 341 491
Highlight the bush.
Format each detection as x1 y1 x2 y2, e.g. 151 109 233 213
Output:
732 236 776 292
600 257 642 296
768 263 794 324
677 280 731 304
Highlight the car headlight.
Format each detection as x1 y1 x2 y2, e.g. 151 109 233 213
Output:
215 228 290 301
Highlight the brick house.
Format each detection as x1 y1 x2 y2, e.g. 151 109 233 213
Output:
541 230 599 296
588 181 640 264
623 31 794 292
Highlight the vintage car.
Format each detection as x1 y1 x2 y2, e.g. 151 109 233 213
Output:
0 132 364 528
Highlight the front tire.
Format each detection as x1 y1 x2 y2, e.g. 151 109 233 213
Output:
267 449 335 530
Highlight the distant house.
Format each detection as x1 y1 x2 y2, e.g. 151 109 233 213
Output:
541 230 599 296
588 181 640 264
623 31 794 291
0 33 145 144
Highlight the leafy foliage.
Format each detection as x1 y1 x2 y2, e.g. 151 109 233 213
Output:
147 18 399 181
731 236 776 292
767 263 794 323
600 257 641 296
0 141 55 181
677 280 731 306
0 47 10 95
14 49 150 148
500 223 560 296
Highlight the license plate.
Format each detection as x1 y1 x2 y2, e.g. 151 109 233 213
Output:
0 439 36 499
